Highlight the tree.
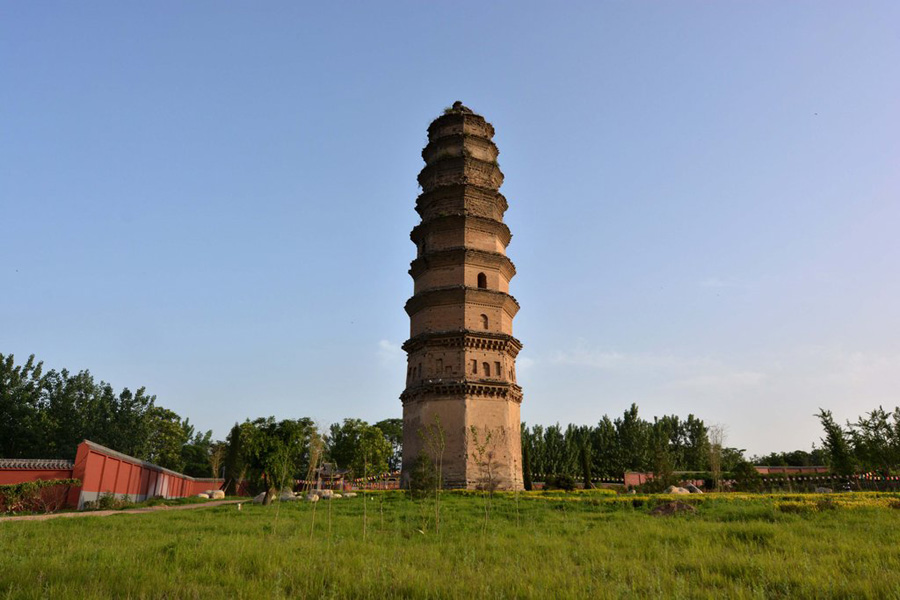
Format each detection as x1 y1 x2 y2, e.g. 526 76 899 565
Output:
180 424 214 478
682 414 710 471
352 425 392 479
242 417 318 502
327 419 393 479
616 404 650 472
649 419 675 488
750 448 827 467
145 407 189 472
542 424 567 476
0 353 45 458
0 353 163 462
327 418 368 473
708 425 725 491
223 424 246 495
817 409 855 476
732 460 762 492
208 441 227 479
579 441 593 489
590 416 618 478
374 418 403 471
851 407 900 474
522 432 533 491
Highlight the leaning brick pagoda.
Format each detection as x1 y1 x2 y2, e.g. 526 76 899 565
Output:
401 102 524 490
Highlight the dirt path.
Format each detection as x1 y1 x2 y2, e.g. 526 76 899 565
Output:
0 500 242 523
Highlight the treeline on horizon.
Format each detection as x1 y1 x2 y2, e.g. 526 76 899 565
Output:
4 352 900 487
0 353 401 483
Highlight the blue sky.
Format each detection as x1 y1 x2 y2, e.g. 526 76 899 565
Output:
2 2 898 456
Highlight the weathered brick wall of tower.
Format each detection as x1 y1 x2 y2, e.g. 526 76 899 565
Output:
401 102 524 490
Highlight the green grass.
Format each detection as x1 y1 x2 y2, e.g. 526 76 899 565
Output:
3 491 900 598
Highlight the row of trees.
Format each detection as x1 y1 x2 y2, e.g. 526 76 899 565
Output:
219 417 402 498
1 353 215 475
12 352 900 490
522 404 746 481
818 407 900 476
1 353 402 484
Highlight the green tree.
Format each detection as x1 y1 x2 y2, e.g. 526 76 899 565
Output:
590 416 618 478
522 438 533 491
145 407 189 471
732 460 763 492
374 418 403 471
180 423 214 478
616 404 650 472
579 441 593 489
682 414 710 471
223 423 246 495
353 425 392 479
649 419 675 488
328 418 368 472
0 353 45 458
541 424 567 476
242 417 318 502
327 419 392 478
851 407 900 474
817 409 855 476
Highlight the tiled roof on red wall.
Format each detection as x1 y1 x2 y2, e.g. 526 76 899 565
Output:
0 458 74 470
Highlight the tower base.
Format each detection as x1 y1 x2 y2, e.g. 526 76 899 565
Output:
402 394 523 491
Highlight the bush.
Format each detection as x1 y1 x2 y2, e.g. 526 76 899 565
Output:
777 501 814 514
83 493 134 511
731 461 763 492
0 479 80 514
408 453 437 500
816 498 839 511
545 474 576 491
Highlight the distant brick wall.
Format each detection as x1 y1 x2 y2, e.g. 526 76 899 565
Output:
625 466 830 488
755 465 828 475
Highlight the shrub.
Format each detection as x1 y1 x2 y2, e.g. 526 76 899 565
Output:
816 498 839 511
0 479 80 514
731 461 763 492
84 493 134 511
777 501 814 514
545 474 576 492
408 453 437 500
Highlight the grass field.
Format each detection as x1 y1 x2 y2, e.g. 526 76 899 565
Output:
3 490 900 599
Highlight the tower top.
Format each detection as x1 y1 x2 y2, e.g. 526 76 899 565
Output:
446 100 474 114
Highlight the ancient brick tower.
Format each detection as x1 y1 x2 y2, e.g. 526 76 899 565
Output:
401 102 523 490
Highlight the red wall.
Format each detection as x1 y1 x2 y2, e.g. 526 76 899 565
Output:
0 440 228 510
0 469 73 485
68 440 226 508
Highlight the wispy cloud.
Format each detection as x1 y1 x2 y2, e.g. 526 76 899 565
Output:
550 341 716 372
376 339 404 368
666 370 766 391
517 356 536 372
549 340 766 394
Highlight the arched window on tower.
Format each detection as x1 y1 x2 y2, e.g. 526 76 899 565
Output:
471 359 478 374
480 314 489 329
482 362 491 377
477 272 487 289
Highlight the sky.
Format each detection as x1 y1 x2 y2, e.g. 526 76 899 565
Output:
2 2 898 457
